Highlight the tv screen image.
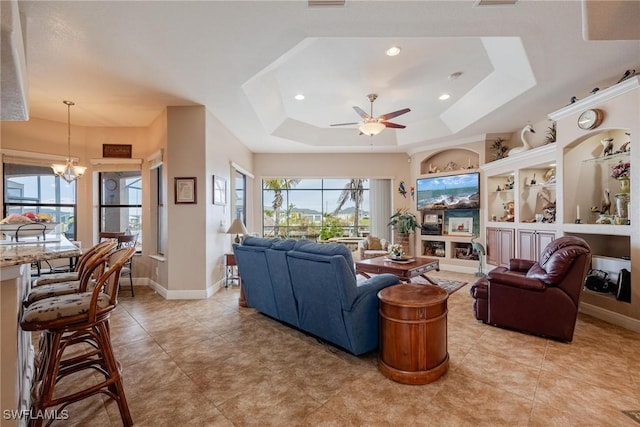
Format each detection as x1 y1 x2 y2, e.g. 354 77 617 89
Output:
416 172 480 210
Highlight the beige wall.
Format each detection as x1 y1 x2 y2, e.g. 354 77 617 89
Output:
0 106 254 298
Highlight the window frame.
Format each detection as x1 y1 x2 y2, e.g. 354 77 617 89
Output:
3 162 78 240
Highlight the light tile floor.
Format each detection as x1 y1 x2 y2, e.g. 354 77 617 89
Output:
41 271 640 426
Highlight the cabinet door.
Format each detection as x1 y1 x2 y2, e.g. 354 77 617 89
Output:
486 227 499 266
517 229 536 261
536 231 556 261
498 229 514 267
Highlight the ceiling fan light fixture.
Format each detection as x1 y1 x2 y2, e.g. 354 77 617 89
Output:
385 46 401 57
359 121 386 136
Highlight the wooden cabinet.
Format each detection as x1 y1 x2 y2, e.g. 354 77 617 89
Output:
486 227 514 267
517 229 555 262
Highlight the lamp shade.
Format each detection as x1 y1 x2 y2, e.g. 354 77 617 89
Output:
359 121 386 136
226 218 248 235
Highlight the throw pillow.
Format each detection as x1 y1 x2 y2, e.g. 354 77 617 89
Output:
368 236 382 250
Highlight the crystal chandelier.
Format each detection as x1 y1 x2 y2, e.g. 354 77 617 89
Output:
51 100 86 183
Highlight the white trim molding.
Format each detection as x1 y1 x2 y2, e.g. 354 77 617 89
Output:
579 302 640 333
231 161 254 179
89 158 143 165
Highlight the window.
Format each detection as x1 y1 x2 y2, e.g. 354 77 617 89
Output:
234 170 246 224
3 163 77 240
99 171 142 249
262 178 370 239
155 165 165 255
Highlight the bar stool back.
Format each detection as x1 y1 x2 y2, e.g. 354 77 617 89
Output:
116 234 137 296
32 240 116 287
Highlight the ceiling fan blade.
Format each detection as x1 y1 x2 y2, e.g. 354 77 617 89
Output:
378 108 411 121
353 106 371 120
382 121 406 129
330 122 360 127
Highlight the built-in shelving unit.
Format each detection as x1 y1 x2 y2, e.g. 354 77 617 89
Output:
547 75 638 330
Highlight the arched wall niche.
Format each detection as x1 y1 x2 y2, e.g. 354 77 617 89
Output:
563 127 630 157
420 148 480 175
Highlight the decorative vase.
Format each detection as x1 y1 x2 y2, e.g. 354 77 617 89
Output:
618 177 630 194
615 193 629 220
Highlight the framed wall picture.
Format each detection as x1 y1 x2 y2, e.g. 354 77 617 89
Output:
213 175 226 205
174 177 197 204
102 144 132 158
448 217 473 236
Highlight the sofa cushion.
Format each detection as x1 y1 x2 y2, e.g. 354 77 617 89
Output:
271 239 297 251
242 236 279 248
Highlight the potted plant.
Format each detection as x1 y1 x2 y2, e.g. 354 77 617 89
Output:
388 209 419 255
388 209 419 234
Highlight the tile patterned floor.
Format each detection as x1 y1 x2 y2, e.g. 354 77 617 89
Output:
40 271 640 426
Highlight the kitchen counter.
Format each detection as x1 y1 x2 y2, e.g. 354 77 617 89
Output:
1 234 81 427
0 235 81 268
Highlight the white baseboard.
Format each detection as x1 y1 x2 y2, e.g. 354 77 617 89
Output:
579 302 640 333
143 277 223 300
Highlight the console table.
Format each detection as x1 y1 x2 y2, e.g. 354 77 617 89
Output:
377 283 449 385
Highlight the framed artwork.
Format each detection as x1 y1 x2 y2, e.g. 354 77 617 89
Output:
174 177 197 204
213 175 226 205
448 217 473 236
102 144 132 158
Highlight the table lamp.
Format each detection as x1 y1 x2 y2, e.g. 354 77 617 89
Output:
226 219 248 244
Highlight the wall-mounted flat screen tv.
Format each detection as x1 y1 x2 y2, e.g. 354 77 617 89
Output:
417 172 480 210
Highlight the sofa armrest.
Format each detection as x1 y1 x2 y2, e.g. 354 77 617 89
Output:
487 270 546 292
351 274 400 311
509 258 536 272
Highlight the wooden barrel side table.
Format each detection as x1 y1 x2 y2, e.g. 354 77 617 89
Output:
377 283 449 384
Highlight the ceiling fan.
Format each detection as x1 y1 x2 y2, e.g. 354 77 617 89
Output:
330 93 411 136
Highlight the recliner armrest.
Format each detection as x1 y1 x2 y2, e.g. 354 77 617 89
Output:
509 258 536 272
487 270 546 292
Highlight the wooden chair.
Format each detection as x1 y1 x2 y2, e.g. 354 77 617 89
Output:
116 234 137 296
21 247 136 427
99 231 125 241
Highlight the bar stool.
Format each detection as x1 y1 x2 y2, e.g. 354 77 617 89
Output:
116 234 137 296
21 247 135 427
31 240 116 287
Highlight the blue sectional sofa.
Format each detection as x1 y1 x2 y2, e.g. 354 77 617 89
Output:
233 237 400 355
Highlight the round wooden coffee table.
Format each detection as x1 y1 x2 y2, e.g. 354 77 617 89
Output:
377 283 449 384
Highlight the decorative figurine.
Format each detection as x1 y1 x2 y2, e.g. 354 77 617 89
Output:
410 186 415 201
616 69 636 84
508 124 535 156
601 188 611 215
470 234 486 277
601 138 614 156
398 181 407 198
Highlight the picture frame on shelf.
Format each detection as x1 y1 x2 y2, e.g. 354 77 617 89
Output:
175 177 197 204
448 217 473 236
213 175 227 205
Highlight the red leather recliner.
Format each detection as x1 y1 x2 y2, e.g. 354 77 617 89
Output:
470 236 592 342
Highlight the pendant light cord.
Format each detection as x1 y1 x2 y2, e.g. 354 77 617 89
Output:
63 100 74 161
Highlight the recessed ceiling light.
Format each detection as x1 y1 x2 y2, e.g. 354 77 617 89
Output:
294 94 305 100
439 93 451 101
386 46 401 57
